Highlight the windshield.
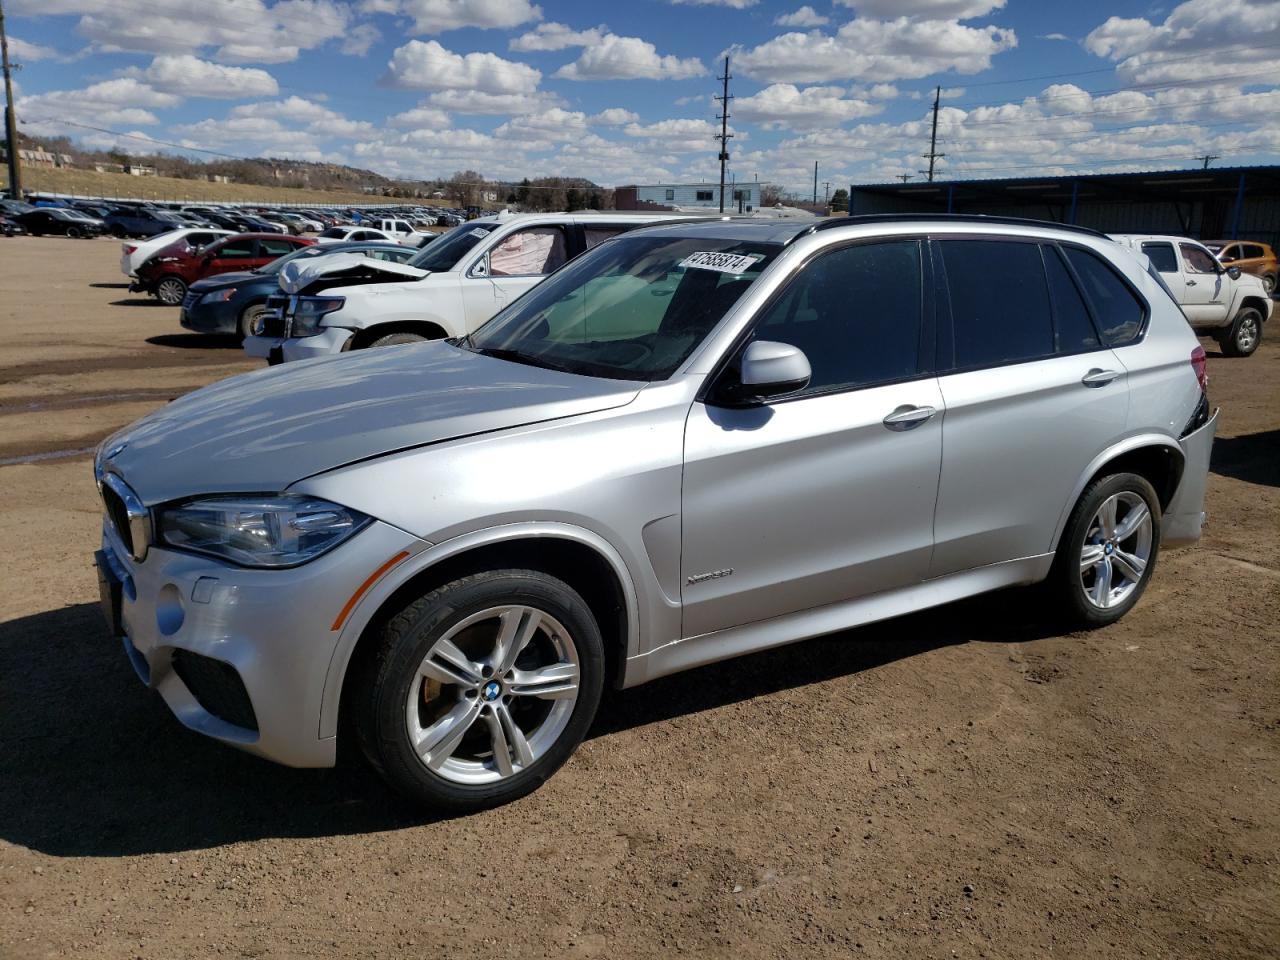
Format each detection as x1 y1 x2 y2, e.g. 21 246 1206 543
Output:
466 234 782 382
409 221 497 271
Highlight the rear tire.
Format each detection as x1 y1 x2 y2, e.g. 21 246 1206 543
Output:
351 569 605 812
368 331 428 348
156 276 188 306
1263 274 1276 295
1047 472 1161 629
1219 307 1262 357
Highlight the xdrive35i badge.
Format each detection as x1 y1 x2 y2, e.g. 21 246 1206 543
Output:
687 568 734 585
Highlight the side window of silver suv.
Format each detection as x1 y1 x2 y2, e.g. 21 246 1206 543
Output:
939 239 1054 369
751 240 925 395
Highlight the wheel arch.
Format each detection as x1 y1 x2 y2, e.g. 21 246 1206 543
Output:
1237 295 1269 321
1049 436 1185 554
347 317 451 350
320 523 640 743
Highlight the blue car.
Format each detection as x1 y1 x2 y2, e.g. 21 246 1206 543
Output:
178 241 415 338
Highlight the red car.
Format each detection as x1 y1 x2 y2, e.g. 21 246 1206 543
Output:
132 232 314 305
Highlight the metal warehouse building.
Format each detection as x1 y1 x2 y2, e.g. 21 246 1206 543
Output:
615 182 762 212
848 165 1280 247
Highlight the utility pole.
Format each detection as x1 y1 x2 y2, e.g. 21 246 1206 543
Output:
714 56 733 214
0 0 22 200
921 84 944 183
897 174 913 183
822 181 831 203
1197 154 1220 169
813 161 818 204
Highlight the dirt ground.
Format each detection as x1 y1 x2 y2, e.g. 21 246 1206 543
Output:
0 236 1276 960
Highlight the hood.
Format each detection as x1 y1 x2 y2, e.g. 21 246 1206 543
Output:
189 270 261 292
100 341 643 506
279 252 426 295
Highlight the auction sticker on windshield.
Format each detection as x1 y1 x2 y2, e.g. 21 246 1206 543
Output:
679 251 763 274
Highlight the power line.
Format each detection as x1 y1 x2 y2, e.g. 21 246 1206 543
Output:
1196 154 1220 169
714 55 732 214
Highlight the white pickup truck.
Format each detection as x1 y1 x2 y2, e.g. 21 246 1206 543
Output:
1112 233 1272 357
243 212 679 364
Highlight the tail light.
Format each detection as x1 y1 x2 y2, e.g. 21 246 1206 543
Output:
1190 344 1208 392
123 244 137 254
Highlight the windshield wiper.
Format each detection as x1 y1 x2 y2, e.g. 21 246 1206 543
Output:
472 346 577 375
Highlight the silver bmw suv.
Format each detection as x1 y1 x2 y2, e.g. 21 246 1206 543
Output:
94 215 1217 811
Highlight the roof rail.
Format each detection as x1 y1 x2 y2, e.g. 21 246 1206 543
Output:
795 213 1110 242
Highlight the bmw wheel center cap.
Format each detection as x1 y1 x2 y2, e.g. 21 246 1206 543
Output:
481 680 502 702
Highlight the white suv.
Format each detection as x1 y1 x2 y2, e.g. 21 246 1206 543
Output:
1111 234 1272 357
245 212 679 363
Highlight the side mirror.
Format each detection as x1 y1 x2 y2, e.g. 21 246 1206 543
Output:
1226 265 1242 280
728 340 811 404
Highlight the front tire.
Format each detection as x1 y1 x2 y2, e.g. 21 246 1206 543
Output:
238 303 266 340
368 331 428 348
1219 307 1262 357
1048 472 1160 629
352 569 605 812
155 276 187 306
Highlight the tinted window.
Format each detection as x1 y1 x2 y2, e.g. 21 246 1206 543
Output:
752 240 923 393
1242 243 1266 259
215 239 256 258
1063 247 1145 347
940 240 1052 368
1180 243 1218 274
259 238 297 257
1044 245 1101 353
1141 241 1178 274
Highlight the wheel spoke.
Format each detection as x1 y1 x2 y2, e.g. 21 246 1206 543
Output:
483 703 534 777
481 707 514 777
1080 543 1105 572
1097 497 1118 540
509 662 579 700
1113 503 1149 542
1112 549 1146 584
492 606 542 673
420 638 484 687
1091 557 1113 608
416 698 483 770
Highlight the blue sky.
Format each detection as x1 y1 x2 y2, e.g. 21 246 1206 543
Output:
7 0 1280 193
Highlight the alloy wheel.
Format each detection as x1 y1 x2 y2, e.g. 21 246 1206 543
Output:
405 604 580 785
157 279 186 305
1236 315 1259 353
1079 491 1153 609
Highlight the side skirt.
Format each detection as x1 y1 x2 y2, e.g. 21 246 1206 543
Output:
622 553 1054 686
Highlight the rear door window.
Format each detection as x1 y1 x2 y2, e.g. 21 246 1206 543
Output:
752 240 925 394
215 239 256 258
1140 242 1178 274
259 238 297 257
938 239 1053 369
1062 247 1147 347
1242 243 1266 259
1043 245 1101 353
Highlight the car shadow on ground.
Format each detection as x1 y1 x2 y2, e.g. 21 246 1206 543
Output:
0 589 1062 858
109 298 167 308
146 333 243 350
89 282 131 290
1212 428 1280 488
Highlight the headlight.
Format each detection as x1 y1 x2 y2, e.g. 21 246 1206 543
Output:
199 288 236 304
156 495 370 567
290 296 346 337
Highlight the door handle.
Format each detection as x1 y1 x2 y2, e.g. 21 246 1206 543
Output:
1081 368 1121 387
1186 279 1197 286
883 405 937 430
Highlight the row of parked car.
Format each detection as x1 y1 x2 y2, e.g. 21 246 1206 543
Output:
0 195 473 242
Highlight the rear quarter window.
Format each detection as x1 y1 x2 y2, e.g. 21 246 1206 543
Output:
1062 247 1146 347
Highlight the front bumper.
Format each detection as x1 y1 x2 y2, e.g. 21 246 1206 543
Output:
1163 408 1219 548
95 517 426 768
282 327 353 362
179 299 238 334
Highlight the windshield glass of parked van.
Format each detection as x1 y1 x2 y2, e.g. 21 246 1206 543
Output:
409 221 498 272
466 235 781 381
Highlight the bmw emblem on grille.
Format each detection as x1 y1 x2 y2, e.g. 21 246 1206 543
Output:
481 680 501 702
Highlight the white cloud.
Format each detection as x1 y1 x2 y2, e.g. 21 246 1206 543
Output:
774 7 828 27
174 115 327 159
388 104 452 128
736 83 883 130
8 37 66 62
1085 0 1280 86
341 23 381 56
229 96 376 136
509 22 606 51
731 17 1017 83
1038 33 1071 42
132 55 279 99
383 39 542 94
591 107 639 125
555 34 706 81
8 0 359 64
669 0 757 7
835 0 1005 17
495 107 589 144
17 78 179 132
624 118 727 152
363 0 542 32
425 88 561 114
